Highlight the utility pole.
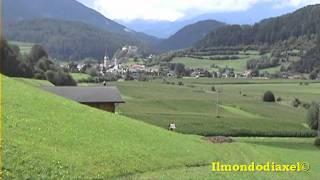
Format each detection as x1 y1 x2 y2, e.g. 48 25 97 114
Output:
216 89 219 118
216 87 223 118
318 106 320 137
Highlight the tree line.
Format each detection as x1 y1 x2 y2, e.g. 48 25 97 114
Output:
1 39 76 86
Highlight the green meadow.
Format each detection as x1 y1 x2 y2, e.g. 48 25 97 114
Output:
171 51 260 73
114 79 320 136
2 76 320 179
71 73 91 81
128 138 320 180
9 41 34 54
172 57 249 72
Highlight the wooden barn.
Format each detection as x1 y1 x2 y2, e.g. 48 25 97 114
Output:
43 86 125 113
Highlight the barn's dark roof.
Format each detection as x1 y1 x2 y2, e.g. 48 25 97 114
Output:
43 86 125 103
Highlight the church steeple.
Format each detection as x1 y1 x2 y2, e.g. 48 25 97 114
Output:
103 50 108 68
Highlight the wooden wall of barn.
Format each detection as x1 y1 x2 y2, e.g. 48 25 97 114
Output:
82 102 115 113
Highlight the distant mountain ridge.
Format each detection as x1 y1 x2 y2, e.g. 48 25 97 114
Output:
4 19 151 60
3 0 126 33
197 4 320 48
3 0 160 50
119 2 297 38
156 20 225 52
118 19 191 39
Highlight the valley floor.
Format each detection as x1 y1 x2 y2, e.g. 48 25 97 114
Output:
113 78 320 136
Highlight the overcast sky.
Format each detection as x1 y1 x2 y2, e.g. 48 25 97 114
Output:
78 0 320 21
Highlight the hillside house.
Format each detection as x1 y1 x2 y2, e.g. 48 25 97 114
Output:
43 86 125 113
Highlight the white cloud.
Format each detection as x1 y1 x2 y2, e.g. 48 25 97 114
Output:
90 0 320 21
272 0 320 8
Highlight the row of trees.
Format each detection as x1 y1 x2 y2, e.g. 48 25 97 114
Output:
1 39 76 86
247 56 280 70
289 39 320 75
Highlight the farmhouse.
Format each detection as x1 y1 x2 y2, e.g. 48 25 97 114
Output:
43 86 125 113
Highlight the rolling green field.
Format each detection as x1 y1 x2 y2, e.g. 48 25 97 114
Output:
261 65 281 74
113 79 319 136
2 75 319 179
9 41 34 54
171 52 260 73
172 57 249 72
71 73 91 81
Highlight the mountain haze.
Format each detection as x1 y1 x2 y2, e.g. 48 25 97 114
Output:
119 2 298 38
157 20 225 52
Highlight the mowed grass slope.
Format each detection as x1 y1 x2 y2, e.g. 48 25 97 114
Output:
114 80 318 136
128 138 320 180
2 76 220 178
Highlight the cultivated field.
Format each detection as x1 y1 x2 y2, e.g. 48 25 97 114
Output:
114 78 320 136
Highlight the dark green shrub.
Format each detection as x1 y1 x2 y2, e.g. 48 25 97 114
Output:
314 138 320 146
178 81 184 86
276 97 282 102
187 85 195 88
85 67 98 77
263 91 275 102
138 75 148 81
292 98 301 108
211 86 216 92
306 102 319 130
34 71 46 80
46 70 77 86
302 103 311 109
29 44 48 64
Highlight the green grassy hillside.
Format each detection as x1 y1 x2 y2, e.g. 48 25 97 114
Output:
2 75 219 178
2 76 320 179
171 56 256 73
14 78 54 87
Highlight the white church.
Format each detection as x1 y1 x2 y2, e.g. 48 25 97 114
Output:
99 53 122 75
